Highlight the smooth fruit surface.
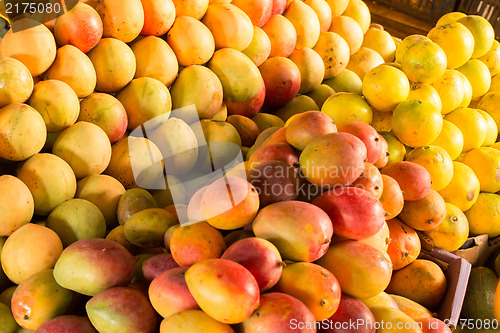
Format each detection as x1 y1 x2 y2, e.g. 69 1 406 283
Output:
185 259 260 324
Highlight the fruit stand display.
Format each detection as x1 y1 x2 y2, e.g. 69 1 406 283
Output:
0 0 499 332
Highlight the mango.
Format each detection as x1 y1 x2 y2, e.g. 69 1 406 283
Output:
170 65 223 120
381 161 432 201
164 224 181 249
248 141 300 170
43 45 96 98
185 259 260 324
0 302 18 332
149 267 199 318
159 310 234 333
132 253 155 283
390 294 434 321
338 121 383 164
36 315 98 333
0 103 45 161
208 48 263 103
247 160 300 207
11 269 73 331
351 162 384 199
0 286 16 307
246 127 280 159
0 57 33 107
140 0 175 36
314 187 385 240
260 56 301 107
314 31 350 79
284 1 320 48
28 80 80 133
200 176 260 230
47 198 106 247
288 48 324 95
104 136 163 189
251 114 285 131
324 69 363 95
272 95 319 122
53 238 134 296
359 221 391 252
197 119 242 172
316 240 392 299
262 14 296 57
149 117 199 176
232 0 272 27
325 295 376 333
242 26 272 66
238 292 316 332
369 306 423 333
116 188 157 225
0 238 11 292
76 174 126 229
95 0 144 43
78 93 128 144
117 77 172 131
222 237 283 291
386 218 421 270
131 36 178 87
172 0 209 19
1 224 62 285
358 292 399 310
166 16 215 67
17 153 76 216
106 225 140 254
170 221 226 267
142 253 179 282
53 2 103 53
380 131 407 166
307 84 336 109
226 115 261 147
53 122 112 179
299 132 367 187
386 259 447 310
202 4 254 51
398 189 447 231
273 262 341 321
416 318 452 333
346 47 385 80
253 200 333 261
151 175 187 208
225 79 266 118
87 38 136 93
124 208 178 248
0 18 56 76
0 175 34 236
271 0 287 15
86 286 157 333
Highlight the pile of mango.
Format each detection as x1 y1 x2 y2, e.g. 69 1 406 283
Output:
0 0 500 332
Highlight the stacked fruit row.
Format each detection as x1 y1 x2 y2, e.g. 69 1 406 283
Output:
0 0 500 331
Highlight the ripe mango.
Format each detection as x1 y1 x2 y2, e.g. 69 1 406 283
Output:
53 238 135 296
185 259 260 324
47 198 106 247
208 48 263 103
86 286 157 333
0 103 46 162
11 269 73 331
170 65 223 120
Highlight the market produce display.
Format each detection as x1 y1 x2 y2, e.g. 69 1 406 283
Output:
0 0 499 332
